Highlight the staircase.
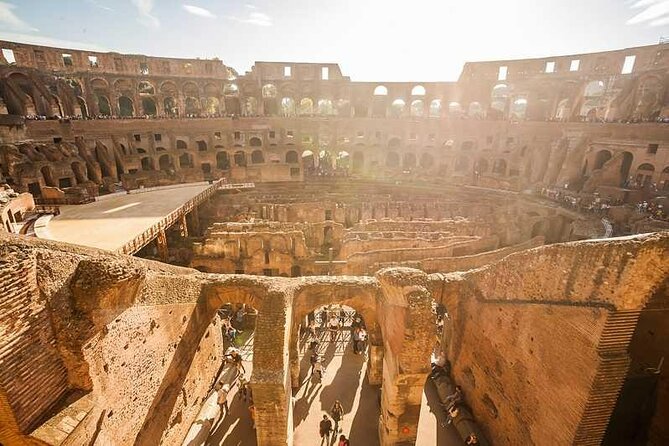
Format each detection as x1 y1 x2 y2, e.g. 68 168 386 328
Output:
573 310 641 445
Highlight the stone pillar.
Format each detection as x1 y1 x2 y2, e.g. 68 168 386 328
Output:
376 268 434 446
188 207 201 236
367 330 384 385
251 290 293 446
155 229 168 262
180 214 189 238
289 328 300 389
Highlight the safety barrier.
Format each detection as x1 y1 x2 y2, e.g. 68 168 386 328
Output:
115 181 254 255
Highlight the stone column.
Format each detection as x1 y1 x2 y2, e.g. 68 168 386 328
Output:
376 268 434 446
180 214 189 238
188 207 201 236
251 289 293 446
155 229 168 262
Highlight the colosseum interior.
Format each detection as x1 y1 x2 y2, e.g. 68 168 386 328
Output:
0 30 668 446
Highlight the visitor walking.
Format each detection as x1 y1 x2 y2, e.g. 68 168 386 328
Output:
357 327 367 355
331 400 344 433
319 414 333 445
352 328 361 354
338 434 351 446
328 314 340 342
216 383 230 415
238 375 250 401
310 351 320 375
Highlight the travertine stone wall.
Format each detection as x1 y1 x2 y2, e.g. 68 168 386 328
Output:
433 233 669 446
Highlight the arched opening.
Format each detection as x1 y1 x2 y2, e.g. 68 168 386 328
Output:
635 163 655 187
251 150 264 164
386 152 400 168
302 150 315 172
204 97 221 116
298 98 314 116
216 152 230 170
490 84 509 118
411 85 426 96
336 151 350 170
620 152 634 187
402 153 417 169
118 96 134 117
249 137 262 147
429 99 442 117
390 99 405 118
410 100 424 117
179 153 193 169
96 95 111 116
555 99 570 121
164 97 178 117
352 152 364 173
594 150 612 170
262 84 278 115
317 99 334 116
468 102 484 118
76 97 88 118
374 85 388 96
197 140 208 152
244 97 258 116
448 101 463 116
234 151 247 167
318 150 334 171
476 158 489 173
71 162 87 183
185 97 200 116
138 81 155 95
286 150 299 164
40 165 56 187
140 157 154 171
419 153 434 169
581 80 606 120
176 140 188 150
511 98 528 120
281 97 296 117
492 159 507 175
141 97 157 116
159 154 173 171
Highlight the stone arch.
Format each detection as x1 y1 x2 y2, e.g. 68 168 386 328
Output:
411 85 426 96
298 98 314 116
76 96 88 118
185 97 200 115
141 97 157 116
71 161 87 183
96 95 111 116
251 150 264 164
386 151 400 168
429 99 442 117
176 140 188 150
158 154 173 171
244 97 258 116
390 99 405 118
249 137 262 147
138 81 155 95
216 151 230 170
163 97 178 117
281 97 296 117
468 101 484 118
374 85 388 96
234 150 247 167
140 157 154 171
317 99 334 116
635 163 655 186
118 96 134 117
302 150 315 170
410 99 424 117
594 150 612 170
285 150 299 164
419 152 434 169
40 165 56 187
178 153 193 169
492 158 508 175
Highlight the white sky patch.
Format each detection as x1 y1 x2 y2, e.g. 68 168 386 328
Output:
626 0 669 26
0 31 108 51
182 4 216 18
0 1 38 32
132 0 160 29
85 0 113 12
245 4 257 9
229 11 272 26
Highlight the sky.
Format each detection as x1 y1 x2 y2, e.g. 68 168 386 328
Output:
0 0 667 81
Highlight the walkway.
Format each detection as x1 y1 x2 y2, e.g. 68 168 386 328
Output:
35 181 253 253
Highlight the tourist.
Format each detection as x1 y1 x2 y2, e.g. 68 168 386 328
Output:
227 325 238 343
312 357 325 382
308 319 318 337
338 434 351 446
238 375 250 401
352 328 361 354
249 403 256 429
216 383 230 415
328 314 341 342
309 338 320 352
351 315 365 330
319 414 333 445
357 327 367 354
445 385 463 407
331 400 344 433
465 434 479 445
226 348 246 374
310 351 320 375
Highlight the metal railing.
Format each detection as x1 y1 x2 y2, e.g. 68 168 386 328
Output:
115 181 254 255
